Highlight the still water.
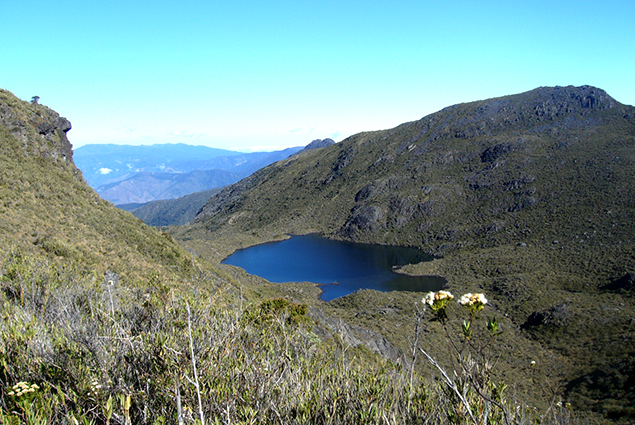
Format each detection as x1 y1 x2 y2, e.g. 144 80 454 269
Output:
221 234 445 301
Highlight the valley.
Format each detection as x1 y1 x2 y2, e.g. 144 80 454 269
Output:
171 85 635 421
1 85 633 423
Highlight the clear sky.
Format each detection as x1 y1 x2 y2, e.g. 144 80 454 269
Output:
1 1 634 152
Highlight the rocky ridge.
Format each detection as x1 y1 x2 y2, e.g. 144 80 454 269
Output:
0 90 74 163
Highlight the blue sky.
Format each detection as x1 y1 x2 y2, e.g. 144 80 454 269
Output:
2 1 634 152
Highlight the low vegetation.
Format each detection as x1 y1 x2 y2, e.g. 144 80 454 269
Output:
1 248 581 424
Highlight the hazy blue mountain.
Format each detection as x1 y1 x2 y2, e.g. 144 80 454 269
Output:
200 147 304 177
96 169 238 205
74 143 304 204
74 143 241 187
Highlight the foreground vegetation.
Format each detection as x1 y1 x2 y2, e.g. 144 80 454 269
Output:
1 249 581 424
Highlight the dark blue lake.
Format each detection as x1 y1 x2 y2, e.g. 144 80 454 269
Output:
221 234 445 301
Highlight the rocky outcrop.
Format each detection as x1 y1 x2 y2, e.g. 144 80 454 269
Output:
0 89 74 163
299 138 335 153
602 272 635 292
521 304 572 329
309 306 406 364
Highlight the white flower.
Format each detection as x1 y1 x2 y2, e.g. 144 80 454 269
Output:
423 292 436 307
458 293 488 306
473 293 487 305
458 293 471 305
437 290 454 301
423 290 454 307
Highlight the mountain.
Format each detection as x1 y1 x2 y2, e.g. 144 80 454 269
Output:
177 85 635 419
95 168 238 204
73 143 241 187
124 188 220 226
0 89 193 278
75 143 303 204
295 137 336 154
3 87 554 424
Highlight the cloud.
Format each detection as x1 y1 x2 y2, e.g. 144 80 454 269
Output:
99 168 112 175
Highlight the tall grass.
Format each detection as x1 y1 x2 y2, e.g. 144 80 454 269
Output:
0 248 579 424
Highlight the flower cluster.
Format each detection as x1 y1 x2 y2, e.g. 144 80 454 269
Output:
423 290 454 322
423 291 490 325
458 293 488 314
458 293 487 307
7 381 39 397
423 290 454 308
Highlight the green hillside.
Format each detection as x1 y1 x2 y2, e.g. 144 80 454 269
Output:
127 188 220 226
175 85 635 420
0 89 192 281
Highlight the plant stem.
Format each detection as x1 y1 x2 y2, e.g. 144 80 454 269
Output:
419 347 477 424
187 302 205 425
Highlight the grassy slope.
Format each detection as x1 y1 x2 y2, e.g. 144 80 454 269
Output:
0 92 192 282
173 86 635 420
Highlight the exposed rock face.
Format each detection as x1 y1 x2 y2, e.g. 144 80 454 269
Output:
339 204 387 237
531 85 617 116
521 304 572 329
0 89 74 163
308 306 406 364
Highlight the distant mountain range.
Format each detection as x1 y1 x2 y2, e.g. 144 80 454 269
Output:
74 143 304 204
95 169 239 205
74 143 240 187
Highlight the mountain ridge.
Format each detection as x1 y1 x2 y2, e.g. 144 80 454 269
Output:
126 188 221 226
192 85 634 256
176 85 635 419
75 143 303 203
96 169 239 204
